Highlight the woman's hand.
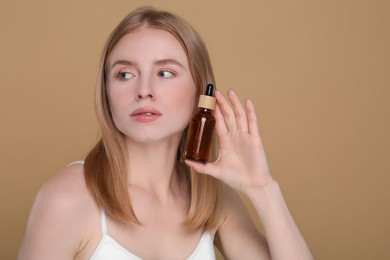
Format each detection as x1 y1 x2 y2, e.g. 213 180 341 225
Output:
185 89 274 193
186 89 314 260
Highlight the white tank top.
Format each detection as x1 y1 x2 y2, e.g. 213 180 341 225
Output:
67 161 215 259
89 210 216 260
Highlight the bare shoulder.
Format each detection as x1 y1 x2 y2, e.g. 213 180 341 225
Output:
33 162 94 215
39 162 89 204
18 162 99 259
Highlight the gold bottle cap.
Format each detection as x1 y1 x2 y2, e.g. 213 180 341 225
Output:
198 94 216 110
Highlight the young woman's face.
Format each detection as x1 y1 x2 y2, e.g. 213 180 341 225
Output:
106 27 196 144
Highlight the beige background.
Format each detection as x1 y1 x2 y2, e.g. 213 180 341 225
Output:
1 0 389 259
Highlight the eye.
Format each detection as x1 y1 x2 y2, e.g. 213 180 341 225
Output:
158 70 175 78
118 71 134 80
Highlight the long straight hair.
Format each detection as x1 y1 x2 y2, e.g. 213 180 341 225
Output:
84 6 221 230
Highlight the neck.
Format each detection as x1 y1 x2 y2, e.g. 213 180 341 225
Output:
125 136 184 197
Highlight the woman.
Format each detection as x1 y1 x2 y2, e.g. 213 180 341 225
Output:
18 6 313 260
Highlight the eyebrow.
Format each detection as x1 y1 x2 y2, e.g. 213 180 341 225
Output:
110 60 138 69
153 59 185 69
109 58 185 70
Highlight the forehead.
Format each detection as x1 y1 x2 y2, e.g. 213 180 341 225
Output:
107 27 188 66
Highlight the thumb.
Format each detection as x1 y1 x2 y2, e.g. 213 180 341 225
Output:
184 159 220 178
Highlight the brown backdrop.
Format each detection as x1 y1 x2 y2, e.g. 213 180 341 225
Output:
1 0 389 259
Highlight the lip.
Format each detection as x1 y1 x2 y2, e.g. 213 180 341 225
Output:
130 107 162 122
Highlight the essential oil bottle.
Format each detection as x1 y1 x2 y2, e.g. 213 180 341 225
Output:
184 84 216 162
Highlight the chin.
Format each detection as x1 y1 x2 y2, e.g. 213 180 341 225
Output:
120 121 188 144
126 131 184 145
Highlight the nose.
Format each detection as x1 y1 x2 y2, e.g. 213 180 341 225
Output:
135 77 156 101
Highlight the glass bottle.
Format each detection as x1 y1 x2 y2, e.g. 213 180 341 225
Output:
184 84 216 162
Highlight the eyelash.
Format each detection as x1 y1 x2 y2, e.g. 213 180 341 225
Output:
158 70 175 78
116 71 134 80
114 69 176 81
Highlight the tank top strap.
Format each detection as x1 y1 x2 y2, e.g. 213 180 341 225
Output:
100 209 108 235
66 160 84 167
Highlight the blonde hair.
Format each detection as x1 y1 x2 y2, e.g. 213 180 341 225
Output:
84 6 221 230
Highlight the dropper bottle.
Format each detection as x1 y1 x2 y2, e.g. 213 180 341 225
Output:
184 84 216 162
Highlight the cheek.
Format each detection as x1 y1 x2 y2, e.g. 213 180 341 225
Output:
171 85 196 118
108 85 129 110
107 87 131 128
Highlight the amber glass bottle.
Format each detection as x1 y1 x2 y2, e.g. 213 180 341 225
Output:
184 84 216 162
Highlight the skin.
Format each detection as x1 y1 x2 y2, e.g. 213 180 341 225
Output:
18 27 313 260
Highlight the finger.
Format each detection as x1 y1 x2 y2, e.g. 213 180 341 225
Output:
245 98 260 136
215 90 237 132
227 89 248 132
214 103 228 135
